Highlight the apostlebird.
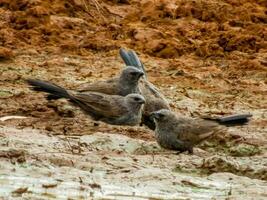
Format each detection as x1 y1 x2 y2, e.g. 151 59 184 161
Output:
119 48 170 130
27 79 145 126
78 66 144 96
150 109 252 153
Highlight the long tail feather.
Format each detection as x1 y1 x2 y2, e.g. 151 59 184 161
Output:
27 79 70 100
119 48 133 66
204 113 252 126
119 48 147 78
128 50 146 75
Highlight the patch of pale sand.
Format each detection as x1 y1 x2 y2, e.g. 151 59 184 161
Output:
0 126 266 199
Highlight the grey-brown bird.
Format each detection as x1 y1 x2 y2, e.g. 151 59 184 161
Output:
78 66 144 96
27 79 145 126
119 48 170 130
150 109 252 153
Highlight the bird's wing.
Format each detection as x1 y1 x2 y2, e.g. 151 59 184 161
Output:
141 80 168 99
174 118 219 144
77 78 119 95
72 92 127 118
140 79 170 115
143 97 170 116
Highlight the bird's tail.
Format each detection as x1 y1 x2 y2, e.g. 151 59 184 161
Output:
27 79 71 100
204 114 252 126
119 48 147 77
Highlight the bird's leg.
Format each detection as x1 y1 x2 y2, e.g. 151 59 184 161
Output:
188 147 194 154
175 150 183 155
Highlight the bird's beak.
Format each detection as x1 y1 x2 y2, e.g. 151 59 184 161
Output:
138 71 144 78
139 98 146 104
150 112 160 120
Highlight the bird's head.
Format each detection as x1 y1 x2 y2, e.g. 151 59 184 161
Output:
126 93 145 104
150 109 174 124
120 66 144 83
125 94 145 112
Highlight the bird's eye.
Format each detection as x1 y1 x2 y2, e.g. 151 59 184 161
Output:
134 97 140 101
130 72 138 76
158 113 165 118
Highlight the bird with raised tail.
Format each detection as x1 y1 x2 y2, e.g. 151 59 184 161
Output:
119 48 170 130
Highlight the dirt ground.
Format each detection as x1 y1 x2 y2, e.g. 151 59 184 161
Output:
0 0 266 199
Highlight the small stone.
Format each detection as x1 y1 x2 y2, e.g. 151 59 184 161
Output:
0 47 13 60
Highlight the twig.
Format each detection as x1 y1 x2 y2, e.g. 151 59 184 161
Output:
91 0 107 21
65 137 75 154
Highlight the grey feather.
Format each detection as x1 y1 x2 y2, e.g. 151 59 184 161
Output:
27 79 145 126
151 109 252 153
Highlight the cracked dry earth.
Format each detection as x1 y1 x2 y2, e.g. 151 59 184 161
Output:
0 52 266 199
